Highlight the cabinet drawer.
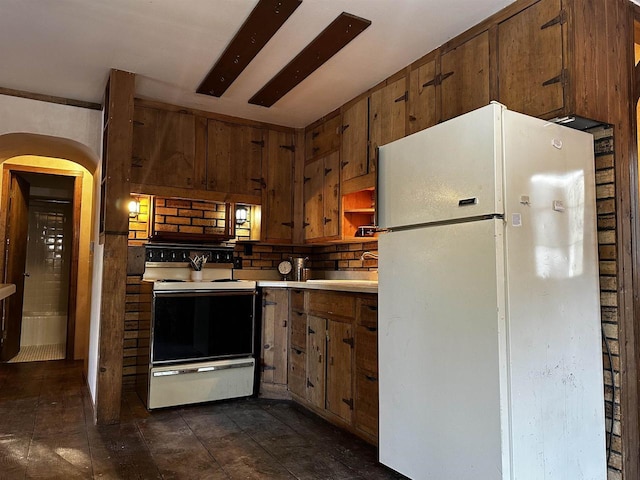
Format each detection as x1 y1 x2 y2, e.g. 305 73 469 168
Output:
291 289 305 311
308 291 356 320
356 324 378 373
289 347 306 398
357 297 378 327
355 368 379 438
290 311 307 350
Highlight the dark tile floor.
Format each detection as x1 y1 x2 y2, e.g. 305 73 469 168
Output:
0 360 406 479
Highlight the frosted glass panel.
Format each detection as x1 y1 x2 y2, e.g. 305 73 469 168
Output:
21 199 72 347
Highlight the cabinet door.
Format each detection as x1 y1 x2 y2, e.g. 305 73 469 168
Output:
303 158 324 240
498 0 564 117
131 107 196 189
408 59 437 134
289 347 306 398
440 31 490 122
263 130 294 242
306 315 326 409
341 97 369 182
355 369 379 437
326 320 354 423
261 289 289 386
207 120 264 196
305 115 341 159
369 76 407 172
322 151 340 239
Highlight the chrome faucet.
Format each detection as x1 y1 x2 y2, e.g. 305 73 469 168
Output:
360 251 379 260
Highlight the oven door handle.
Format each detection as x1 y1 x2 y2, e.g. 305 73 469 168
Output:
152 361 254 377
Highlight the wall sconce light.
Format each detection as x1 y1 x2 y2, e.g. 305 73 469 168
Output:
235 206 248 225
128 198 141 219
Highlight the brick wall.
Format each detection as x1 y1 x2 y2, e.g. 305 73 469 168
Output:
591 126 622 478
234 241 378 272
123 276 152 391
154 197 227 236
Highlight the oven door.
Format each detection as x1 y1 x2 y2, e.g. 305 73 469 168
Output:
151 290 255 365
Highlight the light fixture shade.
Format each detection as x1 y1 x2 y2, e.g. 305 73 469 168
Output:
128 199 141 217
236 206 248 224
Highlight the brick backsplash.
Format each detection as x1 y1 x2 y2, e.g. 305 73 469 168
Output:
154 197 227 235
234 241 378 272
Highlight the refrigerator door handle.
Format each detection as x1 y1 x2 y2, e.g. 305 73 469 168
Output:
458 197 478 207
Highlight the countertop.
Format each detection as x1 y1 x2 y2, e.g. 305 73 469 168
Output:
0 283 16 301
257 279 377 294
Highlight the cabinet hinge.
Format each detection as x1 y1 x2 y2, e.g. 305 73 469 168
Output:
422 77 437 88
132 120 144 126
342 398 354 410
280 144 295 152
311 131 320 139
341 124 350 133
303 222 310 228
262 364 276 371
394 91 408 103
324 167 333 176
341 161 349 168
250 177 266 188
540 10 567 30
365 326 377 333
440 71 454 83
303 176 311 184
312 147 320 154
542 69 567 87
131 156 143 167
263 300 277 306
323 217 332 225
342 337 354 347
251 140 265 147
281 221 294 228
307 379 315 388
308 326 316 334
365 374 378 382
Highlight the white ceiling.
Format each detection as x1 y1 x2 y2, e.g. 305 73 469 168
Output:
0 0 517 128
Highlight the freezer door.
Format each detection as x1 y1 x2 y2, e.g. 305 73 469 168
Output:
378 219 510 479
377 103 504 229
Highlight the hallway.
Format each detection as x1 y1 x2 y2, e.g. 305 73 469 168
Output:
0 360 404 479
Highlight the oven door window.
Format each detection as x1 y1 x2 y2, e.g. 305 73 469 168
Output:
152 292 255 364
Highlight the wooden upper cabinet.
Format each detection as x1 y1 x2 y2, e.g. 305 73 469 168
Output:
262 130 295 243
131 107 196 189
341 97 369 183
440 31 490 122
498 0 564 118
408 58 437 134
369 76 407 172
305 115 341 160
207 120 264 198
303 151 340 242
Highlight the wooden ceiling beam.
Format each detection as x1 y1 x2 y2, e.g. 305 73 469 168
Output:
249 12 371 108
197 0 302 97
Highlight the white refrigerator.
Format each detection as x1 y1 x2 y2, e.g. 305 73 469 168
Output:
377 103 606 479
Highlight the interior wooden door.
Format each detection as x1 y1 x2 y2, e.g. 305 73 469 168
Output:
1 174 30 361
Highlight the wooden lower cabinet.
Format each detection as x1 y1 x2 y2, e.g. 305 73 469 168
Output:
306 314 326 409
355 368 379 437
288 347 306 398
326 320 354 423
286 288 378 444
260 288 289 398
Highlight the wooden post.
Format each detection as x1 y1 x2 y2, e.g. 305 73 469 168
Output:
95 69 134 425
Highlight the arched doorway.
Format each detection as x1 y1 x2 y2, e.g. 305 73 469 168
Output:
0 133 97 366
